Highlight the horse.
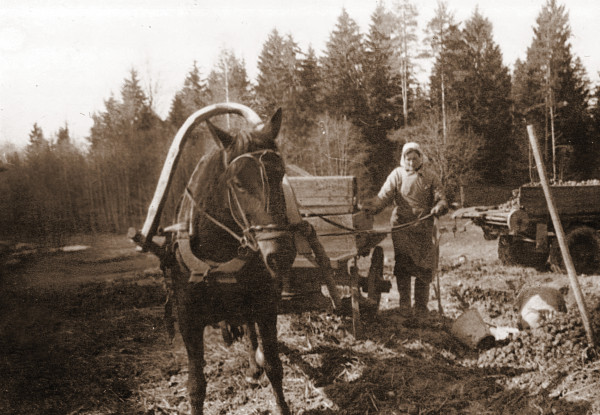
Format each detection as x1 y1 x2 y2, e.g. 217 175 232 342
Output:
165 108 296 415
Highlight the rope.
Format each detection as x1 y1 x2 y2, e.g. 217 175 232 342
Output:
312 211 434 237
184 187 244 244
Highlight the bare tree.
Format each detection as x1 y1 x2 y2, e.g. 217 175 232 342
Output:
281 113 368 180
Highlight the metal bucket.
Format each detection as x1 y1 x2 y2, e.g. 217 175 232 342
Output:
451 308 496 350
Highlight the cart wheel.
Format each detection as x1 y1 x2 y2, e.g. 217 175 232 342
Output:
367 246 384 310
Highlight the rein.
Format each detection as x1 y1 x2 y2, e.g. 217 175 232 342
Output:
184 187 245 244
308 211 434 237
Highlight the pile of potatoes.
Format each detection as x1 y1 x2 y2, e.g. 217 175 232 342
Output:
477 310 592 369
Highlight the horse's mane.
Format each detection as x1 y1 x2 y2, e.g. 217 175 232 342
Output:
186 149 226 208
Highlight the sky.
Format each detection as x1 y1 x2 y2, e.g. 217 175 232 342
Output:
1 0 599 149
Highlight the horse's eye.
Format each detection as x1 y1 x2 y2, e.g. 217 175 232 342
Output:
231 178 246 192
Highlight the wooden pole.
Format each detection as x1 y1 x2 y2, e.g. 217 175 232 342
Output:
303 223 342 310
350 260 363 339
433 217 444 315
526 125 596 348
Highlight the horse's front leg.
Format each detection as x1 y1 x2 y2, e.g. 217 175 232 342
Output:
186 335 206 415
257 313 290 415
175 294 207 415
244 322 263 383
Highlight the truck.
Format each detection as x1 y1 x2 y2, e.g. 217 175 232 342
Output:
453 181 600 274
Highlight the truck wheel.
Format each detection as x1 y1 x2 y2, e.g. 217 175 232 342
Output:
549 226 600 275
498 235 547 268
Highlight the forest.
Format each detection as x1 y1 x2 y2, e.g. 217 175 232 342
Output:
1 0 599 243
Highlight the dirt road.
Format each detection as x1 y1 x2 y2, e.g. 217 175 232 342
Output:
1 219 599 414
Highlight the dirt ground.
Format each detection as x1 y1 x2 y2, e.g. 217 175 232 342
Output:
1 215 600 414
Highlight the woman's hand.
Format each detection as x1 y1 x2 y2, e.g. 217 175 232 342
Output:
430 202 448 217
361 198 381 217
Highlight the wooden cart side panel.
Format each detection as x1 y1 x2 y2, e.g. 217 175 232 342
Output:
286 176 357 215
520 185 600 216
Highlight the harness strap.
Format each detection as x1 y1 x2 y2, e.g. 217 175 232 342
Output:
185 187 244 244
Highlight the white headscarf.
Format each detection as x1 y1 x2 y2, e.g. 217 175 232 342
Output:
400 142 426 169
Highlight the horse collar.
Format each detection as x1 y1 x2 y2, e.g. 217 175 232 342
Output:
176 232 248 284
177 149 284 284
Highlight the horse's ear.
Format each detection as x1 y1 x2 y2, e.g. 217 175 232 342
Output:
206 120 233 148
260 108 282 141
270 108 282 136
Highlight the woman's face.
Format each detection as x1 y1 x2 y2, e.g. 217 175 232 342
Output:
404 150 422 171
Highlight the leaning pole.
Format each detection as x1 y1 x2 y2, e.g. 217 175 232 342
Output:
526 125 596 349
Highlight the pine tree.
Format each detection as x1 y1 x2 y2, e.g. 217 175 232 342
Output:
278 44 324 164
363 4 399 188
207 49 252 107
513 0 595 180
425 1 458 143
168 61 208 128
26 123 49 157
121 69 150 129
87 69 166 231
297 45 323 122
591 80 600 144
168 94 187 129
55 123 71 149
320 8 367 121
453 8 513 184
364 3 398 128
255 29 301 117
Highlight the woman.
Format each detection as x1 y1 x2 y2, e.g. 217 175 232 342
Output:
365 142 447 316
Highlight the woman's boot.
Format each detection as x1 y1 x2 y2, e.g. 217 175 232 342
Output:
413 276 431 317
396 275 412 315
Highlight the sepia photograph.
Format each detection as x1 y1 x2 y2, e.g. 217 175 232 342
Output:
1 0 600 413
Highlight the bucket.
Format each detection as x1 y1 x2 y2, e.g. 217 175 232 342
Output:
451 308 495 350
515 286 566 329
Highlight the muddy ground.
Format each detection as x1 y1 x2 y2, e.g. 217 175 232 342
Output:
1 216 600 414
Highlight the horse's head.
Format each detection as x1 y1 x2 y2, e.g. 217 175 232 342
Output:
181 108 296 283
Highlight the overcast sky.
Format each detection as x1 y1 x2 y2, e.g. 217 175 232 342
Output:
1 0 599 149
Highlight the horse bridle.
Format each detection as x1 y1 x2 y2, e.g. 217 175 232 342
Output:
186 149 292 255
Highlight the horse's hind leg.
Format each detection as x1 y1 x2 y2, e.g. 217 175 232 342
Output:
256 314 290 415
244 323 263 383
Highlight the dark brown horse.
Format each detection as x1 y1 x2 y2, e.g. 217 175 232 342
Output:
166 108 296 415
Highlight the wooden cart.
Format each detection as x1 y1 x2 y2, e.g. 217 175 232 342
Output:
281 174 390 338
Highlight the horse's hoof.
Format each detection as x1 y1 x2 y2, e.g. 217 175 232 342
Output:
245 376 258 385
245 368 263 385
